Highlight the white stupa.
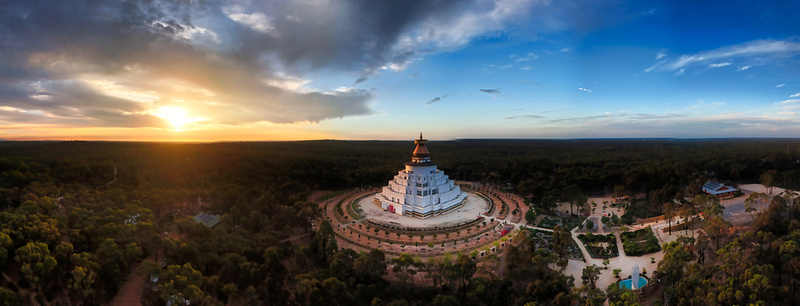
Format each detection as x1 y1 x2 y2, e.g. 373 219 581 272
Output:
375 133 468 219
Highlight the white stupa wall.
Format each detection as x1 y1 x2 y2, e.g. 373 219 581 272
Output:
377 160 466 218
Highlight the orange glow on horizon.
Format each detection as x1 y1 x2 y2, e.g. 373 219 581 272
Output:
0 122 340 142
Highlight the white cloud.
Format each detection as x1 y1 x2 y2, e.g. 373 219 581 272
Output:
520 66 532 70
791 92 800 98
709 62 732 68
674 68 685 76
380 58 417 72
578 87 592 93
561 47 572 52
650 39 800 72
225 9 279 36
514 53 539 62
656 52 666 59
778 99 800 104
737 65 751 71
777 84 786 88
264 76 313 92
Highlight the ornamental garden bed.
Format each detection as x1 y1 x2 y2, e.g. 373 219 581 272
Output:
620 226 661 256
538 216 585 230
528 229 585 261
577 232 619 258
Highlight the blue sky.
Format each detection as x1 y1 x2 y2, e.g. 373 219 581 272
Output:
1 0 799 140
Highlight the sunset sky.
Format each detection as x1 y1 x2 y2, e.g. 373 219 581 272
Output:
1 0 800 141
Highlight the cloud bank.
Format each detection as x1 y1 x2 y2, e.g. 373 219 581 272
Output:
0 0 559 130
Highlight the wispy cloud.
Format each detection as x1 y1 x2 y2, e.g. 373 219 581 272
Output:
648 38 800 73
544 112 686 124
480 88 501 94
483 64 514 73
578 87 592 93
674 69 686 76
512 52 539 62
777 84 787 88
778 99 800 104
519 80 541 86
561 47 572 52
425 94 451 106
737 65 752 71
656 52 666 59
541 108 571 114
505 114 543 120
790 92 800 98
521 66 532 70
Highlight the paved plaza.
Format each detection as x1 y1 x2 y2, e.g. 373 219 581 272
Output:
357 191 490 228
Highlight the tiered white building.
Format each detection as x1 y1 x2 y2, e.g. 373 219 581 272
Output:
375 133 467 218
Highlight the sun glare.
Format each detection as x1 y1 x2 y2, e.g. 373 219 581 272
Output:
153 106 198 130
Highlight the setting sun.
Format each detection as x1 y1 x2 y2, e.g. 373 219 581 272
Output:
153 106 199 129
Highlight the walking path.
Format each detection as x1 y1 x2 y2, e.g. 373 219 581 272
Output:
111 257 155 306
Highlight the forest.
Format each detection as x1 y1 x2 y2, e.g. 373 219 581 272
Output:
1 139 800 305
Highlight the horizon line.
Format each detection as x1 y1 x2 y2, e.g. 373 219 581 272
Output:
3 137 800 144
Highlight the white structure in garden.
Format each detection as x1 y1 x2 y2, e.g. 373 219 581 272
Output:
375 133 467 218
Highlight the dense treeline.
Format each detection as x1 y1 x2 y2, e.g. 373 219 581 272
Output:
0 139 799 304
657 192 800 305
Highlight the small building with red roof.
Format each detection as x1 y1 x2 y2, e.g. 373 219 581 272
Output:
702 181 739 199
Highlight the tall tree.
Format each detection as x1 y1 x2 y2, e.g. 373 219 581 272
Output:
692 194 723 218
314 220 337 262
353 248 386 283
581 264 602 289
0 232 12 268
14 242 57 291
761 171 776 194
158 263 208 304
453 254 477 296
391 253 419 289
745 192 770 212
664 201 676 235
552 225 572 270
564 184 587 216
658 241 691 292
703 216 732 251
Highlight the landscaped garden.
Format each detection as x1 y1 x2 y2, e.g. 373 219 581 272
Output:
622 198 660 221
538 216 585 230
620 226 661 256
528 229 585 261
577 232 619 258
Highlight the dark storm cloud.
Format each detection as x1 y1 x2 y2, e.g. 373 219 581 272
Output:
480 88 501 94
0 0 470 127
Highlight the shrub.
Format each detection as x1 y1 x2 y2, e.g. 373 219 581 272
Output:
620 213 635 225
